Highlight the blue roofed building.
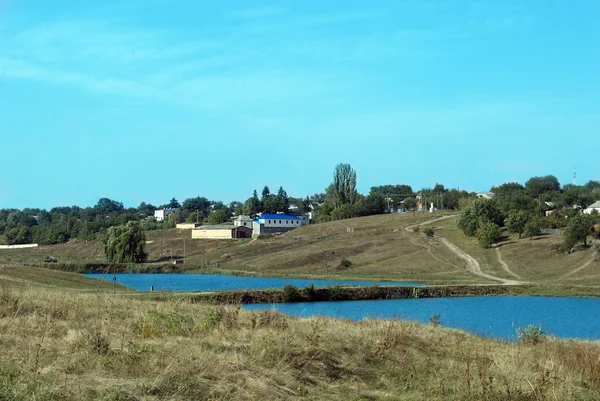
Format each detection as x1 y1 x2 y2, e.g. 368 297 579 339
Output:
252 214 307 236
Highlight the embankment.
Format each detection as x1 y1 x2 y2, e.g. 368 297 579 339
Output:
146 284 540 304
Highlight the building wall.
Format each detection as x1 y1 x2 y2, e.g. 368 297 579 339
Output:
176 223 201 229
257 218 302 228
192 229 233 239
234 219 253 228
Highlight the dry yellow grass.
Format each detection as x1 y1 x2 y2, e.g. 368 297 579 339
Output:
2 286 600 400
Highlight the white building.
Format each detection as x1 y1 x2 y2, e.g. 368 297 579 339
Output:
584 201 600 215
476 192 495 200
154 208 178 222
234 215 254 228
252 214 306 236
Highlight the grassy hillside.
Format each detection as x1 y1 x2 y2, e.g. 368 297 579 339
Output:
428 217 599 286
2 286 600 400
1 212 597 286
0 264 128 291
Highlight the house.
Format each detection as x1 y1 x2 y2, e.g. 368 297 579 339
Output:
234 215 254 228
476 192 495 200
252 214 305 236
154 208 178 222
191 225 252 239
176 222 202 229
584 201 600 215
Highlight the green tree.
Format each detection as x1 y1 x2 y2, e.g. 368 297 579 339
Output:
104 221 147 263
332 163 357 207
476 222 502 248
563 214 594 250
403 197 417 213
168 198 180 209
506 210 530 239
208 209 228 225
181 197 210 220
277 186 290 214
523 218 542 239
525 175 560 198
262 194 282 214
243 192 261 218
457 199 504 236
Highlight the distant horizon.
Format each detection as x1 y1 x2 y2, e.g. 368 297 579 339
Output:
1 0 599 209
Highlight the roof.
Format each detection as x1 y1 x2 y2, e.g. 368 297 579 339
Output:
587 201 600 209
477 192 495 198
256 214 301 221
193 225 249 230
235 215 253 220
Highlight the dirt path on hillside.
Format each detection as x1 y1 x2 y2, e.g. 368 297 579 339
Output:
560 257 596 280
438 237 526 285
405 215 456 233
495 248 521 280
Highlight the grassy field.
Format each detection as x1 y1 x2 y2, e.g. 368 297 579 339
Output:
1 286 600 400
0 264 129 291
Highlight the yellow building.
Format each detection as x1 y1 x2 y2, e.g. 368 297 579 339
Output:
191 225 252 239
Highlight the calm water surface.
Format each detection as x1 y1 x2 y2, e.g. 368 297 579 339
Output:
244 296 600 340
86 273 420 292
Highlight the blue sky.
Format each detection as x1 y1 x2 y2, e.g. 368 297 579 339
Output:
0 0 599 209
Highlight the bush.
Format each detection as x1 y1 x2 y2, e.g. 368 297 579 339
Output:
329 284 347 300
282 284 301 303
476 222 502 248
429 313 442 327
516 325 546 344
423 227 435 237
338 258 352 270
302 284 316 298
412 226 420 233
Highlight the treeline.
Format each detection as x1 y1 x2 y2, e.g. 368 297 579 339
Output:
457 176 600 251
312 164 474 222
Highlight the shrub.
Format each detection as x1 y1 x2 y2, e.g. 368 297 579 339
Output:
429 313 442 327
412 226 420 233
476 222 502 248
423 227 435 238
523 219 542 239
338 258 352 270
282 284 301 303
329 284 347 300
302 284 316 298
516 325 546 344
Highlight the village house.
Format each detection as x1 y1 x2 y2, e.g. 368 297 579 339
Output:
191 225 252 240
154 208 178 222
476 192 495 200
233 215 254 228
584 201 600 215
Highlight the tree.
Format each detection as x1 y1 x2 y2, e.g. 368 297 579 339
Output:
168 198 180 209
104 221 147 264
262 194 282 214
563 214 594 250
477 222 502 248
277 186 290 214
506 210 530 239
525 175 560 198
208 209 228 225
457 199 504 236
403 197 417 213
261 186 270 201
95 198 124 215
332 163 357 207
523 218 542 239
182 197 210 221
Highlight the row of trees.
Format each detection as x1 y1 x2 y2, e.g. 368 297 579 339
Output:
457 175 600 251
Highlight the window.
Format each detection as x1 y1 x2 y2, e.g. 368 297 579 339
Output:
268 220 271 224
279 220 281 224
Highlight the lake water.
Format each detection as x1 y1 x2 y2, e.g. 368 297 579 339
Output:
243 296 600 340
85 273 420 292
